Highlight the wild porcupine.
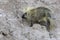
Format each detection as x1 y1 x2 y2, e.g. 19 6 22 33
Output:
22 7 56 38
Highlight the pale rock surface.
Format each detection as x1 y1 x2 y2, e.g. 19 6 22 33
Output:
0 0 60 40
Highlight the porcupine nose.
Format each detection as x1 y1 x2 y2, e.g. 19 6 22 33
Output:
22 14 25 18
22 13 27 19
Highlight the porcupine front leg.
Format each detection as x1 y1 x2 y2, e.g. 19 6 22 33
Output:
30 20 34 27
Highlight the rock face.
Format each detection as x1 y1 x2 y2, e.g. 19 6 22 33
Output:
0 0 60 40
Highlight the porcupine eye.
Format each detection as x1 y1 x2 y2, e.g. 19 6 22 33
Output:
22 13 27 19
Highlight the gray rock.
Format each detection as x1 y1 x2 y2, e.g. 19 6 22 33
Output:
0 0 60 40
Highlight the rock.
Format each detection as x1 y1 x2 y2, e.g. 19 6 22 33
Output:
0 0 60 40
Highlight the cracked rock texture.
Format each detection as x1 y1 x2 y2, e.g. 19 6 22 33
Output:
0 0 60 40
